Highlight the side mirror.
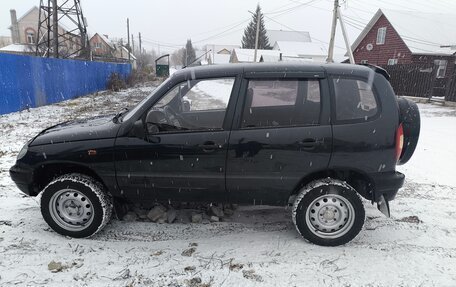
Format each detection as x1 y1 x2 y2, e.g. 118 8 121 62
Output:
145 123 160 143
146 123 159 134
145 110 164 134
182 96 192 112
128 119 145 138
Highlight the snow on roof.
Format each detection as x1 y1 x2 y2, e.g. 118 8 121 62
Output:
209 53 230 64
352 9 456 55
333 54 348 63
266 30 311 46
205 44 240 54
233 48 281 62
281 56 314 63
259 54 313 63
273 41 327 57
93 33 115 49
0 43 34 53
121 46 137 60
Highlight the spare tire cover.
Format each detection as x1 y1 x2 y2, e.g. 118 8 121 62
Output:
397 98 420 165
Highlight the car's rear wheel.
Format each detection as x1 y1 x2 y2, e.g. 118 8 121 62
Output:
40 173 113 238
292 178 365 246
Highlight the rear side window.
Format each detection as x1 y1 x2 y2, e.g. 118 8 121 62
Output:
241 79 321 128
333 78 378 121
249 80 298 107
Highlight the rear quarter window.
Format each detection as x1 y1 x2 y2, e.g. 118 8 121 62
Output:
332 77 379 121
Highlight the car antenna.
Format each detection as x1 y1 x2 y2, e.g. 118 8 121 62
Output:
183 49 212 69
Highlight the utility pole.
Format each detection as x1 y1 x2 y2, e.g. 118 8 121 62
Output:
37 0 89 59
326 0 355 64
120 38 123 58
338 7 355 64
327 0 338 63
52 0 58 58
131 34 135 54
138 32 142 56
127 18 131 62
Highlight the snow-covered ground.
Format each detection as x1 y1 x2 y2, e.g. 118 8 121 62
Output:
0 85 455 286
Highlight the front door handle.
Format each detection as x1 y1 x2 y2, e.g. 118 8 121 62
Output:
298 138 319 149
199 141 218 152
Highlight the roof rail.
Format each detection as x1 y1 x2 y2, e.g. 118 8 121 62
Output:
359 63 390 80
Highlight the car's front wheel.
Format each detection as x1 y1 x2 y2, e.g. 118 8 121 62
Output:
40 173 113 238
292 178 365 246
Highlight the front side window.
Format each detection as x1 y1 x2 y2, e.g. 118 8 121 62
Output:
146 78 234 132
241 79 321 128
333 77 378 121
376 27 386 45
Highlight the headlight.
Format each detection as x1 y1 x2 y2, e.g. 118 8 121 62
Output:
16 141 30 160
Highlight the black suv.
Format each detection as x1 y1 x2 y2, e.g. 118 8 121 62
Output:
10 63 420 246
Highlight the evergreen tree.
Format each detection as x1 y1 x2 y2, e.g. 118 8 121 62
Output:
241 5 271 50
182 39 196 66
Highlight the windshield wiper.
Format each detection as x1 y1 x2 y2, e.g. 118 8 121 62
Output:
112 107 129 123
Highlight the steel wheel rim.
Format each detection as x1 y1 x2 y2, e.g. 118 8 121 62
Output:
305 194 355 239
49 189 94 231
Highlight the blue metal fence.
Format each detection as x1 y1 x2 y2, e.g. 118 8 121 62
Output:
0 53 131 115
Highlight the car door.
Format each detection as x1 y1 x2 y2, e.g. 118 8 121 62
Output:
114 76 240 203
226 72 332 205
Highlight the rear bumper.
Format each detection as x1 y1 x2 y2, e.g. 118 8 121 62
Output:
370 171 405 202
9 163 35 196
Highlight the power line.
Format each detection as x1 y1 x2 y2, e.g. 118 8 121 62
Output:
191 0 324 45
192 19 250 44
185 1 308 42
266 0 323 18
263 14 345 50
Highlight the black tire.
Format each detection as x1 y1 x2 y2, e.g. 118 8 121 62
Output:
292 178 365 246
40 173 113 238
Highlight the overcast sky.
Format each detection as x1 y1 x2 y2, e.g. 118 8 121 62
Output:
1 0 456 55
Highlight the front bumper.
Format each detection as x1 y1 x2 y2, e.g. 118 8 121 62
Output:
9 163 35 196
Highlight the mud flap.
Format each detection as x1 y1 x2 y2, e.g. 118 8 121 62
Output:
377 195 390 217
113 199 129 220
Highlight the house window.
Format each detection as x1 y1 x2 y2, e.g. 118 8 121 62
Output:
376 27 387 45
435 60 447 78
26 32 35 44
360 60 368 64
388 59 398 65
95 42 101 49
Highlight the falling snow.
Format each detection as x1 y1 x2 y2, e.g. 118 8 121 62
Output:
0 85 455 286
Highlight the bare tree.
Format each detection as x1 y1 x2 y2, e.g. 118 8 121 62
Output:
170 48 185 67
137 49 157 68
